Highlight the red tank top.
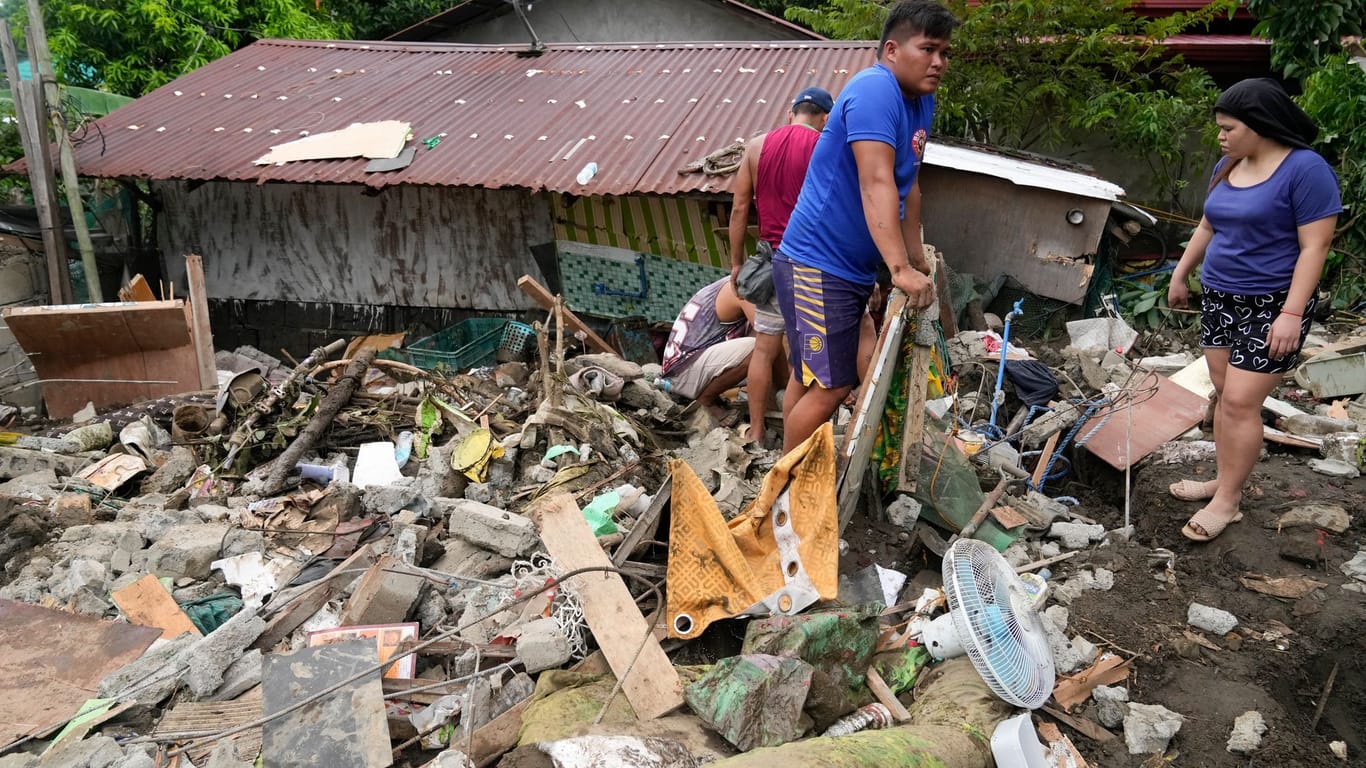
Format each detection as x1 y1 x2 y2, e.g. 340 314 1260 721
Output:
755 123 821 247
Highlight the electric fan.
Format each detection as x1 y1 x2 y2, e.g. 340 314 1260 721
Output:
912 539 1056 709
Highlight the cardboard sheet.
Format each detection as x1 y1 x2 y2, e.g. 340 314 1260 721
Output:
1082 373 1208 469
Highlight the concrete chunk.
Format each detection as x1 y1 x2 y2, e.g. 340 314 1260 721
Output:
516 617 573 673
1048 521 1105 550
1227 710 1267 754
1093 685 1129 729
443 499 540 558
181 609 267 698
1124 702 1184 755
144 523 229 580
1275 504 1351 534
1187 602 1238 635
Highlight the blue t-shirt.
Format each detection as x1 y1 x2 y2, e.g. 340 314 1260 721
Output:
779 63 934 286
1202 149 1342 294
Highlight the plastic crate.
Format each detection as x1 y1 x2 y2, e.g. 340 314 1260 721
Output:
381 318 510 372
498 321 537 357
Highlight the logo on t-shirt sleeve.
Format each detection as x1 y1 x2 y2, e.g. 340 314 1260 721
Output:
912 128 928 160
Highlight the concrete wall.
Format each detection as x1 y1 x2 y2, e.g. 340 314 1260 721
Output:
154 181 554 355
919 167 1110 304
435 0 811 44
0 240 48 409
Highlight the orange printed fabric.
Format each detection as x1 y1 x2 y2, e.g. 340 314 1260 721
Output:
666 423 839 639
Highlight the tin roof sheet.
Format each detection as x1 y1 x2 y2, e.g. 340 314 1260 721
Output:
68 38 1127 200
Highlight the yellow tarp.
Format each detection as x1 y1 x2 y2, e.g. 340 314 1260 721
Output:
666 423 839 639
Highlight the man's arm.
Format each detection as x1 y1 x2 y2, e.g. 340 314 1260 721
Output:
852 140 934 308
900 178 930 273
727 140 762 290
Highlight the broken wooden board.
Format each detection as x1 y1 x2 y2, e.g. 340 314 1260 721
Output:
1041 703 1117 744
252 544 377 652
864 667 911 723
1052 654 1132 712
261 639 391 768
111 573 202 640
1082 372 1208 470
0 599 160 747
612 476 670 567
532 493 683 720
517 275 616 354
837 290 909 532
185 253 217 390
1 301 202 419
118 274 156 302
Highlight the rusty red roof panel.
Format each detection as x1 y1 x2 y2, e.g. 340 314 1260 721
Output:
71 39 873 196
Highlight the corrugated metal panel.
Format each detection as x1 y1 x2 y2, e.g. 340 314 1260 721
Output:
71 38 1130 199
551 193 728 266
72 39 875 197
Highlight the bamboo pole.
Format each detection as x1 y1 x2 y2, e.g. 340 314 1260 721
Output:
26 0 101 301
0 21 72 303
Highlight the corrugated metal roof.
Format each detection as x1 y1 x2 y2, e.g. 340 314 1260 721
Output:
387 0 823 43
68 38 1129 200
71 39 875 195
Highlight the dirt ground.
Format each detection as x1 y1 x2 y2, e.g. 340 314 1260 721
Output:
844 437 1366 766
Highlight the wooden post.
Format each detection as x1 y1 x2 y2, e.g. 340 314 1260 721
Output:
897 248 941 494
26 0 101 301
0 21 72 303
184 253 216 388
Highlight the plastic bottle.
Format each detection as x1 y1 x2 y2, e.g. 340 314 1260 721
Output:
654 377 673 394
1279 413 1357 436
576 162 599 185
822 703 892 737
394 431 414 468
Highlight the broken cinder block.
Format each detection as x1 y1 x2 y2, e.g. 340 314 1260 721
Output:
441 499 539 558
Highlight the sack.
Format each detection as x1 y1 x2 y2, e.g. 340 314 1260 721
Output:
736 240 775 304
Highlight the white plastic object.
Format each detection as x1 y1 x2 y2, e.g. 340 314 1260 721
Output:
941 539 1056 709
576 161 598 185
990 713 1050 768
353 441 404 488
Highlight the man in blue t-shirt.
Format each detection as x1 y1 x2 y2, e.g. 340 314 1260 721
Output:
773 0 958 454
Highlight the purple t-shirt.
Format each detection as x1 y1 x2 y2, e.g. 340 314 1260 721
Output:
1201 149 1342 295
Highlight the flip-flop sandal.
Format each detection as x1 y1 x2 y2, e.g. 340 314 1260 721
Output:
1181 507 1244 542
1169 478 1219 502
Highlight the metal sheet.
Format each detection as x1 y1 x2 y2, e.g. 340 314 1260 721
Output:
0 599 161 747
261 639 391 768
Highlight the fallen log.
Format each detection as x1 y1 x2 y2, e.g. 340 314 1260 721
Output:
259 348 376 496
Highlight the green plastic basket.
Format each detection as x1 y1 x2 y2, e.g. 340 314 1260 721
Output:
382 318 510 372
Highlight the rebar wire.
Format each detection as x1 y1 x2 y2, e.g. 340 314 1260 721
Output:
167 565 664 758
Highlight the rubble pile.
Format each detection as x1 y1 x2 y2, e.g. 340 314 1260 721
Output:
0 306 1361 768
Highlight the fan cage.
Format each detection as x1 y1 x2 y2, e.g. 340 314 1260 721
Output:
943 540 1056 709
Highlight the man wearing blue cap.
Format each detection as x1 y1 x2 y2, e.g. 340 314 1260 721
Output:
727 86 833 445
774 0 957 454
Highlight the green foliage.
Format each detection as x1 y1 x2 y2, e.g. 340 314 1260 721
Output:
787 0 1236 213
318 0 447 41
1245 0 1365 81
1299 55 1366 310
24 0 348 97
1115 271 1195 332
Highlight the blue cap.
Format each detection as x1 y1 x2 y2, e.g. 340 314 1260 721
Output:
792 87 834 113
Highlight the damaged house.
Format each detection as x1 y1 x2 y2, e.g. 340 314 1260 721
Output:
60 38 1137 352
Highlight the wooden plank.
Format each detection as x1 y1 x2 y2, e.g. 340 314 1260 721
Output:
1082 372 1208 470
2 301 201 418
836 291 909 534
1041 704 1117 744
1031 431 1061 488
532 493 683 720
898 250 941 494
111 574 202 640
864 667 912 723
517 275 616 354
612 476 670 567
470 696 530 768
253 544 377 651
185 254 217 389
120 274 157 302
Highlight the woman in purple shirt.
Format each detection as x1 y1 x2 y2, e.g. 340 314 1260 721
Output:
1168 78 1342 541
